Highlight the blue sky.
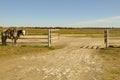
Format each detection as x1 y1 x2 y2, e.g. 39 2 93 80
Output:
0 0 120 27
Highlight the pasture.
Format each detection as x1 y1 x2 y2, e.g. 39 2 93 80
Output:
99 48 120 80
0 27 120 80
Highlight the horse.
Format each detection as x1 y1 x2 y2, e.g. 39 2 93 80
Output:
1 28 26 46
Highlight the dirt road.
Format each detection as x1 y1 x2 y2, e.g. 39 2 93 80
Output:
0 37 104 80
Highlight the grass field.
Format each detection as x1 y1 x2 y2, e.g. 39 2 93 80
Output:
99 48 120 80
0 46 55 60
0 27 120 36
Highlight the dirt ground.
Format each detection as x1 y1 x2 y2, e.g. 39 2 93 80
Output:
0 36 106 80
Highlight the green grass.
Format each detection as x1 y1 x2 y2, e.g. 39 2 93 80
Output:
99 47 120 80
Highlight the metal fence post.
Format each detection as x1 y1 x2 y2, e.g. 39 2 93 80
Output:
104 29 109 48
48 28 51 47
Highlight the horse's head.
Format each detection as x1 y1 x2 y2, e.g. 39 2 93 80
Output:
17 30 26 36
22 30 26 36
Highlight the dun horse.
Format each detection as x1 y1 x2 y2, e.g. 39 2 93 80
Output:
1 28 26 46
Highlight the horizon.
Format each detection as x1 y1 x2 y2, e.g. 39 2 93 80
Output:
0 0 120 28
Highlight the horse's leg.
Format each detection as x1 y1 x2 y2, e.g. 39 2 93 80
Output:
14 38 17 46
1 36 4 46
11 39 14 46
11 38 17 46
14 39 16 44
1 36 7 46
4 37 7 46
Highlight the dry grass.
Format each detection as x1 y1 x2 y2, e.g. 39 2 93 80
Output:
60 28 104 34
23 28 48 35
60 29 120 37
99 47 120 80
0 45 55 60
0 28 120 37
59 29 103 37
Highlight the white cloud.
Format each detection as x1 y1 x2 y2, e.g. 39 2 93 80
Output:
69 16 120 28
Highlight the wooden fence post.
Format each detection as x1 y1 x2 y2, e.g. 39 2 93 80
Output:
48 28 51 47
58 29 60 40
104 29 109 48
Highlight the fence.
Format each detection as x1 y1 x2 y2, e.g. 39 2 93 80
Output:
0 28 119 48
107 28 120 48
0 28 60 47
19 28 60 47
18 28 120 48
